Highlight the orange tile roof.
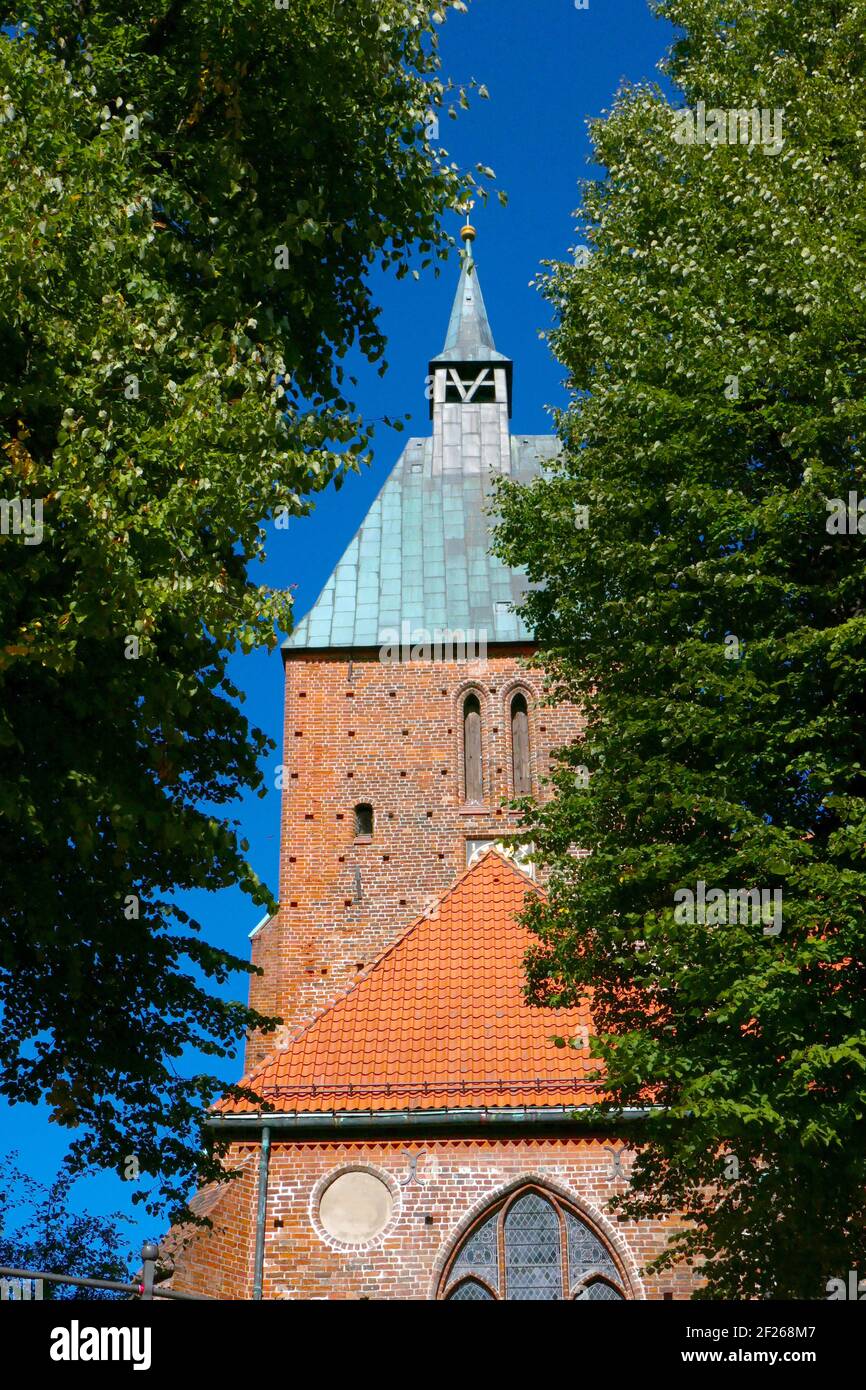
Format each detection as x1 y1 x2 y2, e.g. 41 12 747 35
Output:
216 849 602 1116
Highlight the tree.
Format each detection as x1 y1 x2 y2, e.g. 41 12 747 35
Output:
0 1152 135 1299
496 0 866 1298
0 0 488 1219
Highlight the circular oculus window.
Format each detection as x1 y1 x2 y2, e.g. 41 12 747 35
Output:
318 1170 393 1243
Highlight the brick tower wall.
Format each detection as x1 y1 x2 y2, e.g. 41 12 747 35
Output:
245 645 584 1069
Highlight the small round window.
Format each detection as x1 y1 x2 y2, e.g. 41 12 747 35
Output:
319 1170 393 1243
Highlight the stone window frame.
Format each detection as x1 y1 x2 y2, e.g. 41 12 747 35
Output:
435 1178 636 1301
309 1161 401 1254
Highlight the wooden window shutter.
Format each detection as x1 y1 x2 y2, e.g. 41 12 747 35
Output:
511 694 531 796
463 694 483 803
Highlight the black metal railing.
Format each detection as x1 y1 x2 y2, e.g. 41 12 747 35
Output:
0 1240 212 1300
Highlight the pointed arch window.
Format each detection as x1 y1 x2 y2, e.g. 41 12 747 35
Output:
440 1186 628 1301
462 693 484 804
575 1278 626 1301
510 692 532 796
504 1190 562 1299
448 1279 495 1301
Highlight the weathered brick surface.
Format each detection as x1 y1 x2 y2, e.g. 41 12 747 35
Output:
164 1148 259 1302
246 645 584 1068
168 1137 697 1300
166 645 702 1300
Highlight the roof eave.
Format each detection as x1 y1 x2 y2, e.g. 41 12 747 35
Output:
280 636 538 658
204 1106 652 1136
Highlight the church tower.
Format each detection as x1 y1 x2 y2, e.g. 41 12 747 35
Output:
245 224 573 1066
166 235 698 1302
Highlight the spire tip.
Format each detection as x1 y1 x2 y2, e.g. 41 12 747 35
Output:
459 198 476 248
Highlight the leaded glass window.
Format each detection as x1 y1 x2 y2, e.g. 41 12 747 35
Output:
504 1192 563 1300
575 1279 626 1301
448 1279 495 1301
565 1209 619 1290
449 1210 499 1287
440 1185 628 1301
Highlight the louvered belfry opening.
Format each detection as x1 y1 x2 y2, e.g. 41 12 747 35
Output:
463 694 483 804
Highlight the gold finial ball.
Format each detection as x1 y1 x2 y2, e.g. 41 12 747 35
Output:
458 199 476 244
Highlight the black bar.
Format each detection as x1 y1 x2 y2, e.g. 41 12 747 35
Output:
0 1267 212 1300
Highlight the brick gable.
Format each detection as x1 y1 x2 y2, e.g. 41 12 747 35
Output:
246 646 583 1067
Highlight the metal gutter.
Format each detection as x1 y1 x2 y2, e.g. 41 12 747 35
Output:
252 1125 271 1301
205 1107 651 1137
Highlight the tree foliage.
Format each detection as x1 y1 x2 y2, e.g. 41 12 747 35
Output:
0 1151 135 1298
496 0 866 1297
0 0 483 1218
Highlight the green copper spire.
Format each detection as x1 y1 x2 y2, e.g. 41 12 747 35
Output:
282 229 559 653
434 222 510 365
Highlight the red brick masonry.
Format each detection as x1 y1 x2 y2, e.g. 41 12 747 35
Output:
169 1138 694 1300
247 646 584 1066
165 645 699 1299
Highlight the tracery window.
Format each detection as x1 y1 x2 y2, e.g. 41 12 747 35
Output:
441 1186 627 1301
449 1279 495 1300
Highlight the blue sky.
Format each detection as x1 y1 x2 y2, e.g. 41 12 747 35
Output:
1 0 676 1256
